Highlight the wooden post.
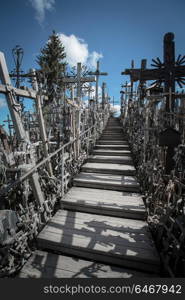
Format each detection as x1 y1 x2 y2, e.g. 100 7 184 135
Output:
88 61 108 117
61 147 64 198
0 52 45 207
30 69 53 176
163 33 175 112
62 63 96 159
102 82 106 110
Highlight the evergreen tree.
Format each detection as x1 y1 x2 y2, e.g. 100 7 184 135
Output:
37 30 66 103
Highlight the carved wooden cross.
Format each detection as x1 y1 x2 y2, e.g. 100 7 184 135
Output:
62 63 95 102
122 32 185 112
62 63 95 157
88 61 108 105
0 51 45 206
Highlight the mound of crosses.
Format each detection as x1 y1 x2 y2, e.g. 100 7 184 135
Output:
122 32 185 112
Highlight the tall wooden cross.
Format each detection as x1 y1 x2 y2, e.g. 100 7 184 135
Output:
122 32 185 112
88 61 108 105
62 63 95 157
62 63 95 103
0 51 45 207
30 68 53 176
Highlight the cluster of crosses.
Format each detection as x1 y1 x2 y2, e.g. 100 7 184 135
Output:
121 32 185 173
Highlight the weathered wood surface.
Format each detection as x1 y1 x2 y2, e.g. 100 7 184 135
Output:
37 210 160 273
88 155 133 164
103 129 123 132
18 250 155 278
93 149 131 156
98 140 129 145
73 172 140 192
103 130 123 133
95 144 130 150
100 132 124 135
82 162 136 175
30 117 160 277
61 187 146 219
100 135 125 140
102 132 124 136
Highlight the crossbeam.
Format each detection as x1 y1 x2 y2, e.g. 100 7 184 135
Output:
0 84 37 99
123 66 185 82
62 63 96 157
0 51 45 206
62 63 95 101
122 33 185 112
88 61 108 105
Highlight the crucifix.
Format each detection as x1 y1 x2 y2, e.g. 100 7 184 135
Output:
122 32 185 112
30 68 53 176
122 32 185 174
0 51 45 207
88 61 108 106
62 63 96 157
62 63 95 102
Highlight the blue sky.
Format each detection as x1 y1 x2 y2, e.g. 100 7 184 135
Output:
0 0 185 127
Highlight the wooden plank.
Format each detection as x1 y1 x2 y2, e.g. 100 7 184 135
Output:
18 250 155 278
63 187 144 207
100 136 125 139
100 137 125 141
93 149 131 156
40 219 154 248
88 155 133 164
98 140 129 145
100 135 124 138
103 131 124 134
95 144 130 150
82 162 136 175
73 172 140 192
61 202 145 220
54 210 147 229
39 225 154 254
102 134 124 137
101 133 124 136
37 210 160 273
61 187 145 220
103 130 123 133
0 84 37 99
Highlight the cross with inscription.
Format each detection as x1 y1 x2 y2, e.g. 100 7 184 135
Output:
122 32 185 112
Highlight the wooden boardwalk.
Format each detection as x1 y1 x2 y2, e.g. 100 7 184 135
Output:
19 117 160 278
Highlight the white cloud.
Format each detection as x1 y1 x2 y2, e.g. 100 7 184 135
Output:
59 34 88 66
59 33 103 68
29 0 55 24
0 98 7 108
88 51 103 69
110 104 121 115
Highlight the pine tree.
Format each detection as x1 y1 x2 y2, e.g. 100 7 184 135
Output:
37 30 66 103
